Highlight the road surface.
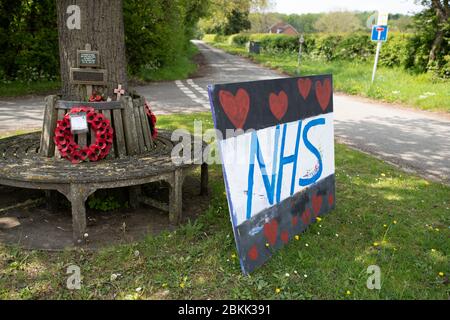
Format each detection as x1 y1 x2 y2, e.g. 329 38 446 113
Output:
0 40 449 184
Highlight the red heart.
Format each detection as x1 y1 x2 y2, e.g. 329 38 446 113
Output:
315 79 332 111
292 215 299 227
301 209 311 225
264 219 279 246
219 89 250 129
248 245 258 261
328 194 334 207
313 194 323 217
269 91 288 120
281 231 289 244
298 78 312 100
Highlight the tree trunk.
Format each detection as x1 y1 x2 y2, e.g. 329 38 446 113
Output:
56 0 127 101
429 0 450 63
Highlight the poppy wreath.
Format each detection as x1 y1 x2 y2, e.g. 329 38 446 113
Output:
54 107 114 164
144 99 158 139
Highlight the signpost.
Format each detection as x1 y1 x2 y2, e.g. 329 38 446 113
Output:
371 12 389 83
298 34 305 67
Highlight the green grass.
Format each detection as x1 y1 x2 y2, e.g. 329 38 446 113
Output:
209 42 450 113
0 113 448 299
0 80 60 98
136 44 200 82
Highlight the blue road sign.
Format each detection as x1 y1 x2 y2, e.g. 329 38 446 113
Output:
371 25 389 42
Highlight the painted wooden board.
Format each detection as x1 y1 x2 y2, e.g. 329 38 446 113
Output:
208 75 336 274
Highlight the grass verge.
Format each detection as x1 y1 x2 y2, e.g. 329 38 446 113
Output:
0 113 448 299
0 80 60 98
135 44 200 82
208 42 450 113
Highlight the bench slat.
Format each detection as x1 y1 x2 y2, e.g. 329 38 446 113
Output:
102 110 115 158
112 108 127 158
133 99 146 153
122 97 139 156
40 95 58 157
138 99 153 151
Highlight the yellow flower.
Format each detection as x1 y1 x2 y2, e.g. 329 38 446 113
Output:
231 254 236 259
373 242 380 247
431 249 436 253
265 243 270 248
438 272 444 277
383 224 387 228
381 173 386 177
393 220 397 224
180 282 185 289
162 283 168 288
295 235 300 241
316 217 322 222
275 288 281 294
346 290 351 295
435 228 440 232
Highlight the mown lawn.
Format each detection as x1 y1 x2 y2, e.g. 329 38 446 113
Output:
208 43 450 114
0 113 448 300
0 80 60 98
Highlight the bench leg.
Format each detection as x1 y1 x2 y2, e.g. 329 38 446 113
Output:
128 186 142 209
169 169 183 224
200 163 209 196
45 190 59 213
61 184 96 245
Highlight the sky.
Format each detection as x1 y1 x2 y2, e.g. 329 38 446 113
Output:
274 0 424 15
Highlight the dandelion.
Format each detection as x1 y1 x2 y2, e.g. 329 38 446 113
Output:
305 243 309 247
393 220 397 225
431 249 436 253
316 217 322 222
231 254 236 259
265 243 270 248
295 235 300 241
381 173 386 177
383 224 387 228
180 282 185 289
162 283 168 288
373 242 380 247
346 290 351 295
438 272 445 277
335 234 339 237
275 288 281 294
435 228 440 232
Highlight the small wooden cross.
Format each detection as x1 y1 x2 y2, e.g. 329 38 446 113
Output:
114 84 125 100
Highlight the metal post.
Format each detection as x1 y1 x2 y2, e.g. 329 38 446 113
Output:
372 41 382 83
298 35 304 67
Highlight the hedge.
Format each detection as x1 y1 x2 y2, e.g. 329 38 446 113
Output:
207 32 422 71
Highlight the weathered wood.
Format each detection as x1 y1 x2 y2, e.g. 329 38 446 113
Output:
139 196 169 212
122 97 139 155
45 190 59 212
133 100 146 153
78 133 87 148
101 110 115 158
57 101 122 110
40 95 59 157
138 102 153 150
128 186 141 209
169 169 184 224
112 108 126 157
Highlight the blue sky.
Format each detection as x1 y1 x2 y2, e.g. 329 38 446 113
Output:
274 0 424 15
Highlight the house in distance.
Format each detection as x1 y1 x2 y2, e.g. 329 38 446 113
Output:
268 22 299 35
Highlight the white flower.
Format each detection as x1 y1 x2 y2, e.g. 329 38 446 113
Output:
285 273 290 277
134 250 140 257
136 287 142 292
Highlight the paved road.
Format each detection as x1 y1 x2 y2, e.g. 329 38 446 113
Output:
1 40 449 184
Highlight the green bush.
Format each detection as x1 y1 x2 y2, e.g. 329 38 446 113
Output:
229 34 250 46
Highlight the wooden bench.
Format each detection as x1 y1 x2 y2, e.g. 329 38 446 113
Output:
0 95 208 244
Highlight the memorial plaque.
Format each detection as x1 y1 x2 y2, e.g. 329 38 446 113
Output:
70 68 107 85
77 50 100 67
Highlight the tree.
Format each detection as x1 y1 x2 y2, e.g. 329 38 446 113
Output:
56 0 127 100
314 11 363 33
